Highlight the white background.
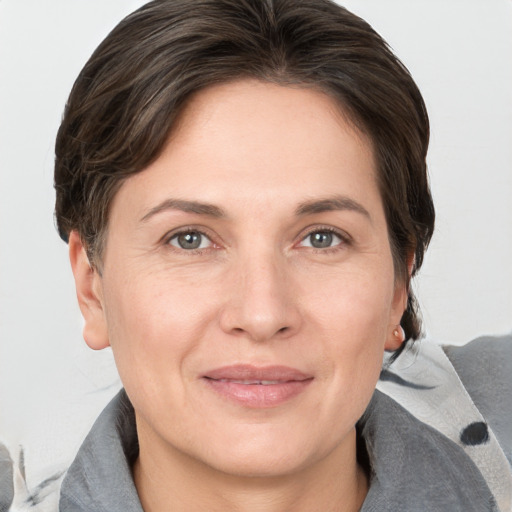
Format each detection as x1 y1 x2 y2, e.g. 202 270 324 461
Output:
1 0 511 488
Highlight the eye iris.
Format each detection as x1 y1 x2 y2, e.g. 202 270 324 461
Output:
177 232 202 249
310 231 333 248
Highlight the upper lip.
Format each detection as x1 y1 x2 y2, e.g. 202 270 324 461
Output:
203 365 313 382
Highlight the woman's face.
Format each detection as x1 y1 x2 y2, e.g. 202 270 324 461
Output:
73 79 406 477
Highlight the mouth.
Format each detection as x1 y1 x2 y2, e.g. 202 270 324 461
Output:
202 365 314 408
213 379 289 385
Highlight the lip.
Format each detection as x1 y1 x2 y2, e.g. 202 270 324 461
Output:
202 365 314 408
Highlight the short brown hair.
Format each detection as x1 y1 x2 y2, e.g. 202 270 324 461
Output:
54 0 435 344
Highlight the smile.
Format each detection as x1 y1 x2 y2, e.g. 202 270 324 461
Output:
215 379 284 385
202 365 314 408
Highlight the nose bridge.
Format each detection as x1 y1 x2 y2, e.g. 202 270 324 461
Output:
220 244 299 341
243 248 284 305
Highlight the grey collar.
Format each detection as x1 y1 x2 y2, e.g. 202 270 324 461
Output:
60 389 497 512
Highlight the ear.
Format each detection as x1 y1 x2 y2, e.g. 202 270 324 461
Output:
69 231 110 350
385 283 408 351
385 253 414 351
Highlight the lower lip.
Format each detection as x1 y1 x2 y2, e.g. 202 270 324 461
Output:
203 378 313 408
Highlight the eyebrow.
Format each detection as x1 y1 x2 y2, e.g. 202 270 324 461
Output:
140 198 226 222
295 196 371 220
140 195 370 223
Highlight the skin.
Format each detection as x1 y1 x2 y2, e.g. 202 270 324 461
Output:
70 80 407 512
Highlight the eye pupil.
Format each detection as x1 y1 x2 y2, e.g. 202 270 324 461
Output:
177 232 202 249
310 232 333 248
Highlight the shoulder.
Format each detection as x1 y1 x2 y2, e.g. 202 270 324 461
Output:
444 333 512 463
444 333 512 385
0 443 14 512
377 335 512 508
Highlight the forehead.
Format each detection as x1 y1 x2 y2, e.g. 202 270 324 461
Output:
109 79 380 223
173 79 372 163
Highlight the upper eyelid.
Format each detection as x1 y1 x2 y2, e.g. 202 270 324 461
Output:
162 226 215 244
159 224 351 248
168 232 213 252
164 229 218 254
298 225 351 243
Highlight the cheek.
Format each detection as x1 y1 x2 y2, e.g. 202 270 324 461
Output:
304 263 395 340
101 267 218 388
302 267 394 410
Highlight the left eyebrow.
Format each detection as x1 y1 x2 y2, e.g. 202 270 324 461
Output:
295 195 371 220
140 198 226 223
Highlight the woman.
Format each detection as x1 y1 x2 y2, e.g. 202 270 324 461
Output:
51 0 511 510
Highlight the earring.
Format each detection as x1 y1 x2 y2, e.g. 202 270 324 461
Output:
392 325 406 344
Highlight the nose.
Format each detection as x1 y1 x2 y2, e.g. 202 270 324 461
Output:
219 251 302 342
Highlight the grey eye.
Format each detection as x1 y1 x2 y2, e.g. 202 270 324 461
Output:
300 230 343 249
310 231 333 248
169 231 211 250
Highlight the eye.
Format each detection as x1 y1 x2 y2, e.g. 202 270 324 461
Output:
168 231 212 250
299 229 344 249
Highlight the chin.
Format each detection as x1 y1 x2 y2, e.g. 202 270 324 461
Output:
191 424 332 479
205 449 312 479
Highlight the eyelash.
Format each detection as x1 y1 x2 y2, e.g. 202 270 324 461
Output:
298 226 351 253
162 226 351 255
164 227 217 255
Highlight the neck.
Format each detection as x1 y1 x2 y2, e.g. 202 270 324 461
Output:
133 422 368 512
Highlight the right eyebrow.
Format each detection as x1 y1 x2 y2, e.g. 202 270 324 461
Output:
140 198 226 223
295 195 371 221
